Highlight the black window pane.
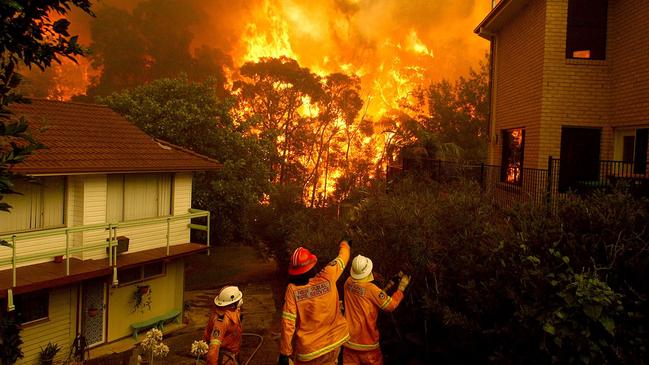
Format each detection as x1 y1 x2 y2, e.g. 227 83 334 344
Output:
634 129 648 174
15 290 48 324
566 0 608 60
118 267 141 284
143 262 164 278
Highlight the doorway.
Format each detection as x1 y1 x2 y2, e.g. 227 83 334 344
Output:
559 127 601 192
81 278 107 348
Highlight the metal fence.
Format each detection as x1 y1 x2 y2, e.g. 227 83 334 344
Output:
388 157 649 212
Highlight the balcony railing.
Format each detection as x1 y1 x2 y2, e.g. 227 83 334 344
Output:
0 208 210 290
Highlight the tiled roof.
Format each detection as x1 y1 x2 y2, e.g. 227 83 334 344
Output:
8 99 221 174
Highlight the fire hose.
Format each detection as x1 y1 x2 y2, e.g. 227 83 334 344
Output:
242 333 264 365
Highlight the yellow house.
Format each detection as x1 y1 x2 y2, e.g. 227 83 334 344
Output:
0 99 220 364
476 0 649 190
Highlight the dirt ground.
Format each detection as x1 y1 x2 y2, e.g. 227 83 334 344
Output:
162 245 283 365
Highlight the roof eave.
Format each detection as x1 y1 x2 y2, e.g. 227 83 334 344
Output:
474 0 530 39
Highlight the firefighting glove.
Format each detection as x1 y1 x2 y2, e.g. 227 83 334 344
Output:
278 354 290 365
398 274 411 291
339 238 352 247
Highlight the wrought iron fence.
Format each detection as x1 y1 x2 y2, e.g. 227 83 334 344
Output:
388 156 649 212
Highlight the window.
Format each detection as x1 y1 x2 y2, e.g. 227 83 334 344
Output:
0 177 65 234
566 0 608 60
634 129 648 174
117 262 166 285
14 290 49 324
106 173 173 222
501 128 525 185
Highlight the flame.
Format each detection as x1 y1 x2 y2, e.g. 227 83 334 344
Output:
27 0 491 203
46 58 98 101
242 0 298 63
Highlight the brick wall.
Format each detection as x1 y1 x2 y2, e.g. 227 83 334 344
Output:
486 0 649 169
490 0 546 168
609 0 649 128
537 0 612 166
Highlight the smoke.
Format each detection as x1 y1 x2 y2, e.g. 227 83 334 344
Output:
23 0 490 114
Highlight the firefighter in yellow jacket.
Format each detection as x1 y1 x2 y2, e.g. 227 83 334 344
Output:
279 240 351 365
204 286 243 365
342 255 410 365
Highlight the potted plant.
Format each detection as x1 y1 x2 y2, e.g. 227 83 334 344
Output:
87 306 99 318
0 317 24 365
138 285 150 295
38 342 60 365
132 286 152 313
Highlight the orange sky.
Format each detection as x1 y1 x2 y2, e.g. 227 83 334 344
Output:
32 0 492 115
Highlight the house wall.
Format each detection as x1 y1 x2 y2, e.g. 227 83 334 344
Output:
490 0 546 168
17 286 78 365
537 0 613 165
1 173 194 269
608 0 649 129
106 260 184 342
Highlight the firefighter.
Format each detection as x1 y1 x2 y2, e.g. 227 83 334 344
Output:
342 255 410 365
204 286 243 365
279 240 351 365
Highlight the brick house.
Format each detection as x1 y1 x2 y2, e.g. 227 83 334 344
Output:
0 99 219 364
475 0 649 191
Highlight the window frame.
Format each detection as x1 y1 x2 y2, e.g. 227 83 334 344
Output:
0 176 67 235
106 173 174 223
500 128 526 186
565 0 608 60
11 290 50 326
117 262 166 287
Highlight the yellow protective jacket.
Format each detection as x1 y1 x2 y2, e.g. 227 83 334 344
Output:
343 277 404 351
280 241 351 362
203 307 242 365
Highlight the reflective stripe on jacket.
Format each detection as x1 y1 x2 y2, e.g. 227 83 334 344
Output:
203 307 242 365
280 241 351 362
343 277 403 351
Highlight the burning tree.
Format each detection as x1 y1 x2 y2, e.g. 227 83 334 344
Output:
1 0 94 213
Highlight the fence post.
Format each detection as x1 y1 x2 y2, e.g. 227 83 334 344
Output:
479 163 485 191
546 156 554 213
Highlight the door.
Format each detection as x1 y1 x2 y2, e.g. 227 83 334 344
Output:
81 278 107 347
559 127 601 192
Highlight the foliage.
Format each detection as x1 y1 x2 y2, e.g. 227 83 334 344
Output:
101 76 273 243
38 342 60 365
347 180 649 364
0 316 23 365
385 56 489 164
1 0 92 241
132 286 152 313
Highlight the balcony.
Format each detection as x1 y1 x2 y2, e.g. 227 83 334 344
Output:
0 209 210 303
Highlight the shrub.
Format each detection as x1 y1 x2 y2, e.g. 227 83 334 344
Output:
348 179 649 364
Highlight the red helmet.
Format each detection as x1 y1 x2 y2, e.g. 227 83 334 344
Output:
288 247 318 276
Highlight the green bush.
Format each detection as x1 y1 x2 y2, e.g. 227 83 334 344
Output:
347 180 649 364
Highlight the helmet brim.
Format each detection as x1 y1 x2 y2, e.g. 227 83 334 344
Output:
288 257 317 276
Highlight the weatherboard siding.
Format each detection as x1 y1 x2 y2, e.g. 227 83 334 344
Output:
1 172 194 270
17 286 77 365
107 260 184 342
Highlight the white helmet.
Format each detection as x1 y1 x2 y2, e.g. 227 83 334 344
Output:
214 286 243 307
351 255 373 280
